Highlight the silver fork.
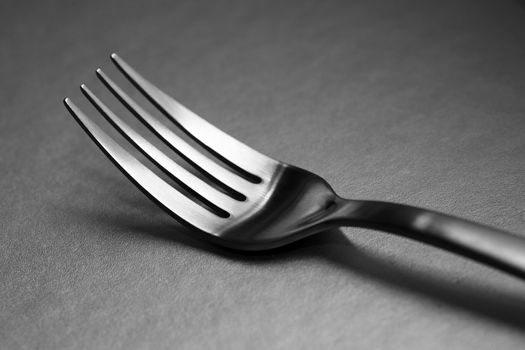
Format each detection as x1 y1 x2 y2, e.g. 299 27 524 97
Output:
64 54 525 279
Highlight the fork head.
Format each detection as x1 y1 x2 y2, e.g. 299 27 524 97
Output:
64 54 344 250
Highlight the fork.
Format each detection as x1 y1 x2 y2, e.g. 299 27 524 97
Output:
64 54 525 279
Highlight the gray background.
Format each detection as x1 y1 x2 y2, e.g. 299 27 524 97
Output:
1 0 525 349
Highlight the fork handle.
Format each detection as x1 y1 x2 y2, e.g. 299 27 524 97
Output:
335 199 525 278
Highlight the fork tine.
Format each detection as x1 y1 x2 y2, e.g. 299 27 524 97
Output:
63 97 228 233
80 84 239 216
110 53 278 183
96 68 252 200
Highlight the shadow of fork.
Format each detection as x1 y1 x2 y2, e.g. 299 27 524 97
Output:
62 165 525 332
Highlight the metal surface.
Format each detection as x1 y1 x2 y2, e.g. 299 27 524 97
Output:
64 54 525 279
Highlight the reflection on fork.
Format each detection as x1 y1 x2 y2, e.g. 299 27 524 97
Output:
64 54 525 279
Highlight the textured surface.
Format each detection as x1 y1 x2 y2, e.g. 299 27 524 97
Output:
1 0 525 349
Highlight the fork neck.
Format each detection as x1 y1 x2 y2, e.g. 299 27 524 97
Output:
328 198 437 232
